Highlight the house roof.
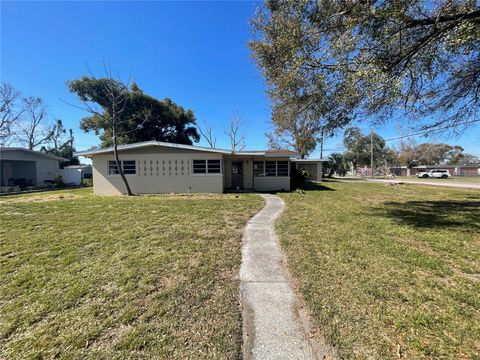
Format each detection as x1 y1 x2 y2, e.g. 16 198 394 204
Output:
291 158 330 162
74 141 300 158
74 141 232 157
0 147 67 161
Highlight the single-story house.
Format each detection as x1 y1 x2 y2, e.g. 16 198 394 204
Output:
0 148 66 188
74 141 327 195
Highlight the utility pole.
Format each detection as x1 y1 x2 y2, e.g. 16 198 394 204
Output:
370 131 374 179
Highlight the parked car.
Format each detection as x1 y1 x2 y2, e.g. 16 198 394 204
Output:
416 169 451 179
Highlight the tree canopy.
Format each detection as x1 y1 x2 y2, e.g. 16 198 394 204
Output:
343 127 398 169
68 78 200 148
398 141 476 166
250 1 358 157
250 0 480 132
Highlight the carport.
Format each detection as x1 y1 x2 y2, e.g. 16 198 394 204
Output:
0 160 37 186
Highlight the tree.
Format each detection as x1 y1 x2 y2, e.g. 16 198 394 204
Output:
0 83 23 146
343 127 396 171
225 115 245 151
399 142 469 166
197 119 216 148
250 1 480 132
325 152 349 177
67 71 149 196
79 82 199 148
40 120 79 165
44 119 67 156
15 96 49 150
250 1 358 156
459 153 480 164
266 100 321 158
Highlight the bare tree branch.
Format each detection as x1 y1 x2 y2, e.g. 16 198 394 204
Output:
224 115 245 151
197 119 217 148
0 83 23 146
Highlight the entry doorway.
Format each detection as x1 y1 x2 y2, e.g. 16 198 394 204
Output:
231 161 243 189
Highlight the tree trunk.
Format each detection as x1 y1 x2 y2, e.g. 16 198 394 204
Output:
113 134 133 196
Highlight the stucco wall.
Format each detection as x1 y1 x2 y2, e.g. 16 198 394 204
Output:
91 151 224 195
36 158 61 186
243 159 253 189
253 177 290 192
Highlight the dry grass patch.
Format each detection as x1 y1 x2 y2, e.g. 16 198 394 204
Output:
0 187 263 359
278 181 480 359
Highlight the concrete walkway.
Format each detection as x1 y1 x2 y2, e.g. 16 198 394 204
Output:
240 194 319 360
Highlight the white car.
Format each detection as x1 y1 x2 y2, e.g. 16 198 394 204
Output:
416 169 451 179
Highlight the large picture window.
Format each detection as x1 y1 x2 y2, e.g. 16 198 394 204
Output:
254 160 289 177
193 159 222 174
108 160 136 175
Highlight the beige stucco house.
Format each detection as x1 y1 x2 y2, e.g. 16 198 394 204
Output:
75 141 326 195
0 148 65 187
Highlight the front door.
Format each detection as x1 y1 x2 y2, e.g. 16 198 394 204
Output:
231 161 243 189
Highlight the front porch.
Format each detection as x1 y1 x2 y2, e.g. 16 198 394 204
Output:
223 155 291 192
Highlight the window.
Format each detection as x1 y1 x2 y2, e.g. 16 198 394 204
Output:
254 161 264 176
108 160 136 175
193 159 222 174
265 161 276 177
207 159 221 173
193 160 206 174
277 161 289 176
254 160 290 177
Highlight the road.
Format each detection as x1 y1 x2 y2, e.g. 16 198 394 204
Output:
367 178 480 190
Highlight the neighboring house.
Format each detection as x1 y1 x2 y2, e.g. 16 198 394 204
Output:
74 141 326 195
0 148 66 187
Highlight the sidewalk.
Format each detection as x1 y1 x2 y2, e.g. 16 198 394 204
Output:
240 194 323 360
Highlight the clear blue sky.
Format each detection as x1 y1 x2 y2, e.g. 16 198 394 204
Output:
2 1 479 158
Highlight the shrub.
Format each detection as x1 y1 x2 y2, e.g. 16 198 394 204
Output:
291 167 309 189
53 176 65 189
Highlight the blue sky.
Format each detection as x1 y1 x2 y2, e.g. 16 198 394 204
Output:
1 1 479 159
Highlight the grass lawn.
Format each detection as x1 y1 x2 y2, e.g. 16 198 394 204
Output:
277 181 480 359
0 188 263 359
394 176 480 184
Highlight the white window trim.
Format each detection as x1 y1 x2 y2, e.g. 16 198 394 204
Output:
107 160 137 177
191 159 223 176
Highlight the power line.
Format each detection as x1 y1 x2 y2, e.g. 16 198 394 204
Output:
322 119 480 153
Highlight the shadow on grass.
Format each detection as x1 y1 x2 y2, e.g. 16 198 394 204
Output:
297 182 336 191
377 200 480 230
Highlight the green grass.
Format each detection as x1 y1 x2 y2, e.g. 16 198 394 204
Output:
0 188 263 359
277 181 480 359
394 176 480 184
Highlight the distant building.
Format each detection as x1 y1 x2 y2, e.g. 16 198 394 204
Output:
0 148 65 187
